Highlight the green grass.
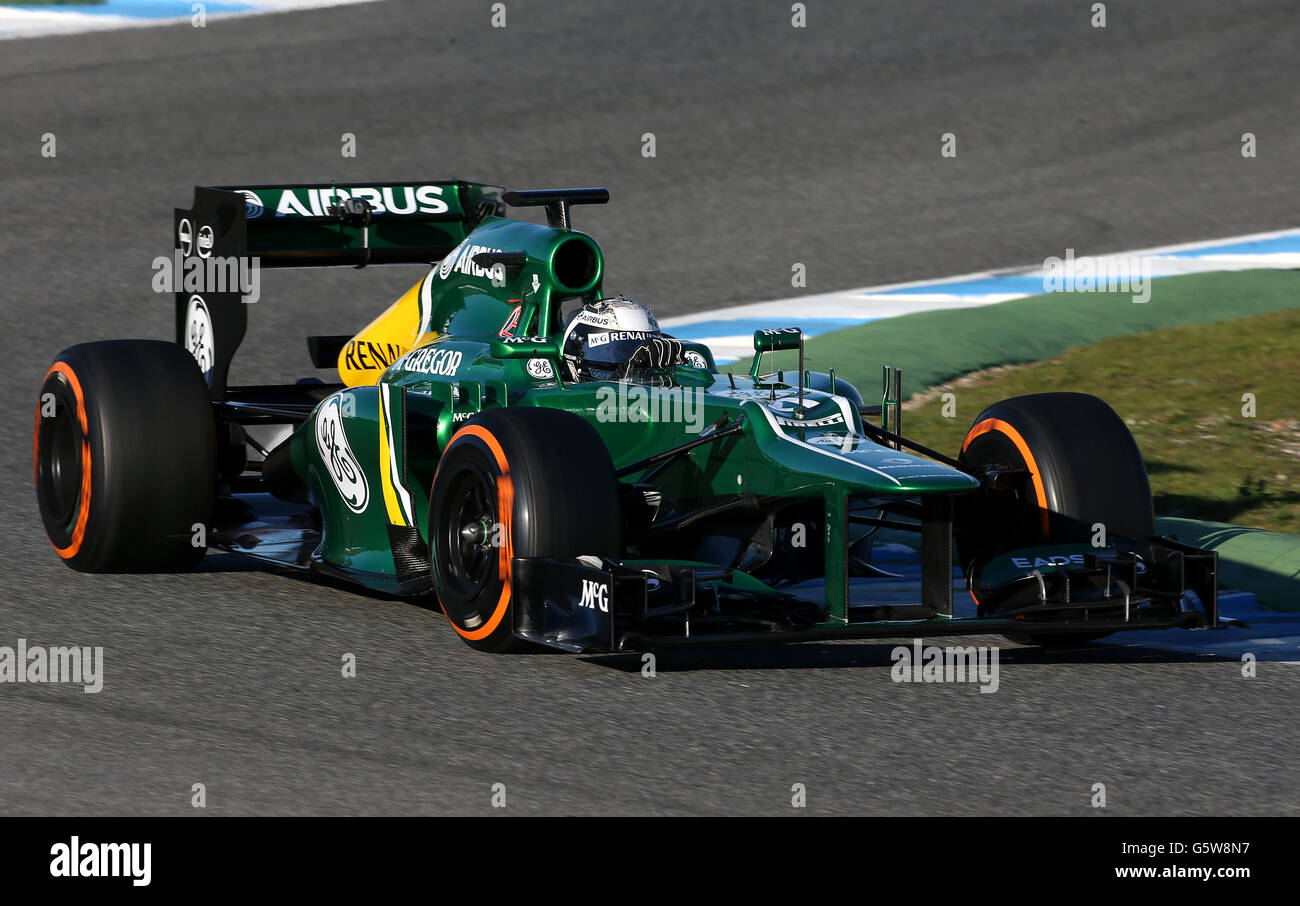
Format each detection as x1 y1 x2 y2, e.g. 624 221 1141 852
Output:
902 308 1300 533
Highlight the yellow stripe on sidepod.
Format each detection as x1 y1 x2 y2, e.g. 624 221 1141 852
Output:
376 385 413 527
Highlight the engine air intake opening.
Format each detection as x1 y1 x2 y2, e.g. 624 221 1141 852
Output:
551 236 600 293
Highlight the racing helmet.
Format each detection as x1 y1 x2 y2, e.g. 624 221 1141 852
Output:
561 296 684 382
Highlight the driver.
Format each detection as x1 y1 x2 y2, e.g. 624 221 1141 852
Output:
560 295 688 382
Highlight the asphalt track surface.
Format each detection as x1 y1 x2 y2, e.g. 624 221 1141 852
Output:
2 1 1298 815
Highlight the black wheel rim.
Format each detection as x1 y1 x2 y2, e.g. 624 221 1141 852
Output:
433 457 501 626
965 438 1041 541
38 387 84 531
961 440 1044 596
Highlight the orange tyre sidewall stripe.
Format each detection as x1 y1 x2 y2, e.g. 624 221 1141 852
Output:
37 362 93 559
962 418 1051 540
437 424 514 641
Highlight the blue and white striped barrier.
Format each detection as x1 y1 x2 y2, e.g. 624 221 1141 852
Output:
0 0 376 38
664 228 1300 364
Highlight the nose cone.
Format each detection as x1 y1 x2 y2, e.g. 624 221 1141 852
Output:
738 393 980 495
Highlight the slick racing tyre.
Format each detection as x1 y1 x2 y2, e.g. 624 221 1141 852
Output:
957 392 1154 645
33 340 217 572
428 407 622 652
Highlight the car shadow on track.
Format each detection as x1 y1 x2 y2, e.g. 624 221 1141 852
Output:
196 552 404 601
195 552 572 653
579 638 1228 673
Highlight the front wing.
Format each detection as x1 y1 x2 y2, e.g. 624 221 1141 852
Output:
510 532 1226 653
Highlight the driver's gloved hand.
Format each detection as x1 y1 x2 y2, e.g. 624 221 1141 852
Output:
628 337 686 370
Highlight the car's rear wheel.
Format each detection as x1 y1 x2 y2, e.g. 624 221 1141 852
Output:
428 407 621 652
33 340 216 572
957 392 1153 645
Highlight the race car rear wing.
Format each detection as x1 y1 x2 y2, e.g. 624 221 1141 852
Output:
195 181 504 267
172 180 504 397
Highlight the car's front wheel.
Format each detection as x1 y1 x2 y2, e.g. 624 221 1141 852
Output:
956 392 1154 646
428 407 622 652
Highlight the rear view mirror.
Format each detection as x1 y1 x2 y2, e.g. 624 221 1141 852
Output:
752 327 803 353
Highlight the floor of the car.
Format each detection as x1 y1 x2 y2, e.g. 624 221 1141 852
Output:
210 492 320 569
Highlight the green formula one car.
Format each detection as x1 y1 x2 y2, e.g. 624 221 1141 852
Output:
33 181 1226 652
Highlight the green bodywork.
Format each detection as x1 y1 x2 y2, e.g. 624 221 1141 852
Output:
291 212 979 624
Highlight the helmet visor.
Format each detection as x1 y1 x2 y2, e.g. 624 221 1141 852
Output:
576 329 655 378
